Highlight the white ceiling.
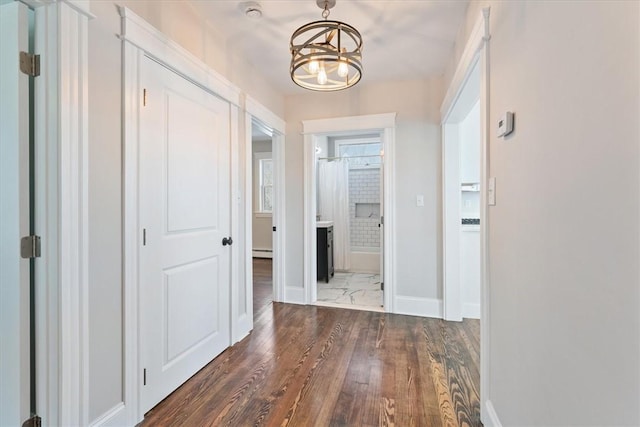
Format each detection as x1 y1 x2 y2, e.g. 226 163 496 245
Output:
187 0 470 95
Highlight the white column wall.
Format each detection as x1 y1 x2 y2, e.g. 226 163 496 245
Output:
448 2 640 425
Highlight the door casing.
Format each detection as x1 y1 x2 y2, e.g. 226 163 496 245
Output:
301 113 397 311
242 96 286 338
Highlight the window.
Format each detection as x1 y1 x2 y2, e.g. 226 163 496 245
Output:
259 158 273 212
335 137 382 169
254 152 273 214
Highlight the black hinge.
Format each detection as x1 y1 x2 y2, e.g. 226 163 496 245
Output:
143 229 146 246
143 88 147 106
19 52 40 77
272 226 276 232
22 415 41 427
143 368 147 386
21 235 41 259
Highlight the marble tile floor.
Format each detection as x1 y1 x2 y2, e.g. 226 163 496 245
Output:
316 272 383 312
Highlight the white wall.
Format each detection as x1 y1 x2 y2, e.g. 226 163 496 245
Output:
449 1 640 424
459 101 480 183
459 228 480 317
285 78 444 302
86 1 284 422
87 3 123 420
459 101 481 317
459 100 481 218
349 168 381 249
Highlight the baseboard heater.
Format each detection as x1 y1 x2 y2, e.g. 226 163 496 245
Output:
252 249 273 259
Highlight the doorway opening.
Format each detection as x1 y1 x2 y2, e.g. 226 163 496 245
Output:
440 8 490 422
443 60 481 321
243 96 285 332
314 134 384 312
302 113 396 313
250 119 275 316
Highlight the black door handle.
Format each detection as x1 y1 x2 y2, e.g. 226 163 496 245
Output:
222 237 233 246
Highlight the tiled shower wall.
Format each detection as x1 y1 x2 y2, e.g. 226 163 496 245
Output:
349 168 380 248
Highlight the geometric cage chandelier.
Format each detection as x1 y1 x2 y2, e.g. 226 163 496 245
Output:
289 0 363 91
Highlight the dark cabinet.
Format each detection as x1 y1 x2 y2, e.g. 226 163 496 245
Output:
317 226 334 283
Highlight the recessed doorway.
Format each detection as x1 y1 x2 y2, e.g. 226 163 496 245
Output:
314 135 384 312
302 113 397 313
243 97 286 327
250 120 275 316
443 60 481 322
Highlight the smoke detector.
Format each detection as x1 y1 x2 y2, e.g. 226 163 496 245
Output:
241 2 263 20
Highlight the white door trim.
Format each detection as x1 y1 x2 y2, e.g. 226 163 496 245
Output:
117 7 240 107
243 95 286 325
119 7 242 424
440 7 492 425
302 113 397 312
32 1 94 425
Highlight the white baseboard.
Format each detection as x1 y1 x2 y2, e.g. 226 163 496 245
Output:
394 296 443 318
349 251 380 273
483 400 503 427
232 312 252 345
89 402 126 427
462 302 481 319
284 286 305 304
252 249 273 259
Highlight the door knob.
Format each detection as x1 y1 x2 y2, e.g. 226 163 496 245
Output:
222 237 233 246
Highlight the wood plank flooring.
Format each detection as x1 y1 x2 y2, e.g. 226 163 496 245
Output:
141 297 481 426
252 258 273 316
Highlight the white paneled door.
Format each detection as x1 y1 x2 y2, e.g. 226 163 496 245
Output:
139 56 232 413
0 2 31 426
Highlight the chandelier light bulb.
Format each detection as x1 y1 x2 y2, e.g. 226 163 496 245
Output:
337 60 349 78
309 59 320 74
317 67 328 85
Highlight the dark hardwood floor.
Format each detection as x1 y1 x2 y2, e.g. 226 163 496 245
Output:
252 258 273 316
141 286 481 426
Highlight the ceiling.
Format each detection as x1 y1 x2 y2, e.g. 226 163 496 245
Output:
187 0 470 95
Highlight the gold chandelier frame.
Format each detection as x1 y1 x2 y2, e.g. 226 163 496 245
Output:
290 15 363 91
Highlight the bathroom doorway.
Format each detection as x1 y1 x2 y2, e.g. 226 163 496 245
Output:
315 135 384 312
301 113 397 313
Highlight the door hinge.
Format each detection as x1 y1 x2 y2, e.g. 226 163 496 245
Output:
143 88 147 106
143 368 147 386
21 235 41 259
143 228 146 246
380 215 384 225
22 415 42 427
272 226 276 232
19 52 40 77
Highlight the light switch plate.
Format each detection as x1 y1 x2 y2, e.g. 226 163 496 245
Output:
416 195 424 207
488 177 496 206
497 112 514 137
